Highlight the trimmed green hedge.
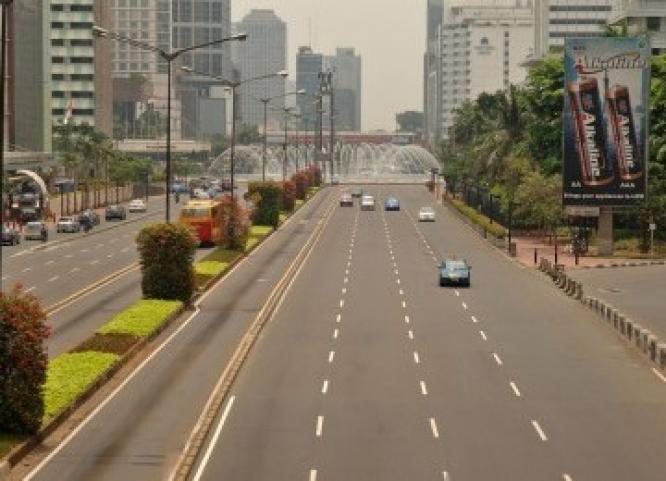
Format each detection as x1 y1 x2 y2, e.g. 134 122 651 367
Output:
97 299 183 338
43 352 119 421
449 198 507 239
194 260 230 277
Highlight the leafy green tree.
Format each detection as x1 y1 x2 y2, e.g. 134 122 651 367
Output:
396 111 424 133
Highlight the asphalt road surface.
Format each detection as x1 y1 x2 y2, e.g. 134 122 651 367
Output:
16 186 666 481
570 264 666 342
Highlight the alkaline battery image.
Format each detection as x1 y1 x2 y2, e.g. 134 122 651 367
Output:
607 85 643 181
567 77 614 187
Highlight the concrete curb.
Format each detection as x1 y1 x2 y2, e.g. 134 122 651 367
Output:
580 259 666 269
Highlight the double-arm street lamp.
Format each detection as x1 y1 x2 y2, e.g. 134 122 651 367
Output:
181 67 288 197
257 89 305 181
92 26 247 222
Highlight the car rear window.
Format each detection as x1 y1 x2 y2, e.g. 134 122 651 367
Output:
446 261 467 270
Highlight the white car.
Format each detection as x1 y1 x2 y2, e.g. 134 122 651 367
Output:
24 221 48 240
56 217 81 233
128 199 147 213
360 195 375 211
418 206 436 222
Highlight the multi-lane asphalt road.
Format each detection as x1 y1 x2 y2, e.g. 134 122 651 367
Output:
12 185 666 481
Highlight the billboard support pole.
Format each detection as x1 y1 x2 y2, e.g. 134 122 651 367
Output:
598 206 614 256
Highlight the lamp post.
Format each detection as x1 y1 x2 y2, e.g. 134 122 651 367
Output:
258 89 305 181
0 0 13 274
181 67 288 197
281 107 294 181
93 26 247 222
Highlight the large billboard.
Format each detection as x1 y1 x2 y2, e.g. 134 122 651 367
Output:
563 37 651 206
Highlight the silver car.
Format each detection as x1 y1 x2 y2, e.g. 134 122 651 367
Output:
360 195 375 211
24 221 48 240
56 216 81 233
418 207 436 222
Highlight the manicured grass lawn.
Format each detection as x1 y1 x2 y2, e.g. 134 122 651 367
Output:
43 352 120 421
249 225 273 237
97 299 183 338
194 260 230 277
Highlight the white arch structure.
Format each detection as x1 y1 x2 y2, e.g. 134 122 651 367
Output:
16 170 50 202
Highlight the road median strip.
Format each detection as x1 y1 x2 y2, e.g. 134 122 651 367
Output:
0 186 328 476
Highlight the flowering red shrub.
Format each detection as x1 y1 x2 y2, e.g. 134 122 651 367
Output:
291 172 308 200
281 180 296 212
308 166 323 187
0 286 50 434
216 195 251 251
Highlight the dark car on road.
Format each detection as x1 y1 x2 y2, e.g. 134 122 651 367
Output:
79 209 100 226
105 205 127 221
351 188 363 198
1 226 21 245
439 259 471 287
385 197 400 211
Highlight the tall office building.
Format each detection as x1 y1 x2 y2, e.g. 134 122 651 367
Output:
233 9 287 128
424 0 444 146
296 46 323 130
610 0 666 54
48 0 113 137
12 0 52 152
439 1 534 137
325 48 362 131
172 0 233 139
533 0 613 57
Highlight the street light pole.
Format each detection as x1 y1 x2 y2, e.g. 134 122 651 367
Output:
229 84 238 199
0 0 12 276
165 60 172 220
262 98 269 182
283 108 289 182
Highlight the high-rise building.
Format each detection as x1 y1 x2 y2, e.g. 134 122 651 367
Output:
296 46 323 129
424 0 444 146
439 1 534 137
325 48 362 131
233 9 287 128
48 0 113 137
610 0 666 54
533 0 613 57
172 0 233 139
12 0 52 153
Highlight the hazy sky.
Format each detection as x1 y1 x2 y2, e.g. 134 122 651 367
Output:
232 0 427 131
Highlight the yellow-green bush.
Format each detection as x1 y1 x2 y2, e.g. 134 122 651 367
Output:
449 199 507 239
97 299 183 338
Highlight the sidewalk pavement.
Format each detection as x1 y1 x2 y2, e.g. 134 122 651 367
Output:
513 236 656 270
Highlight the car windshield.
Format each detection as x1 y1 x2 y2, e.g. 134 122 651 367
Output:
421 207 434 213
445 261 468 271
25 223 42 231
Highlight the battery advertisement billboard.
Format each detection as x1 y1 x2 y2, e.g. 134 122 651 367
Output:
563 37 651 206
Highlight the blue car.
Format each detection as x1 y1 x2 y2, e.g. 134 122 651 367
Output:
439 259 471 287
385 197 400 211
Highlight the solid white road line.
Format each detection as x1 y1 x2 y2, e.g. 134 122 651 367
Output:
652 368 666 383
191 396 236 481
413 352 421 364
479 330 487 341
336 314 342 323
322 380 329 394
333 328 339 339
408 330 414 340
420 381 428 395
493 353 503 366
430 418 440 439
328 351 335 363
510 381 522 397
471 316 478 323
309 469 318 481
531 420 548 441
316 416 324 437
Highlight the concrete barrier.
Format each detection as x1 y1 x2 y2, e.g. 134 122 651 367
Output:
625 318 634 341
640 328 652 353
647 335 658 361
618 314 626 336
658 344 666 369
634 325 643 348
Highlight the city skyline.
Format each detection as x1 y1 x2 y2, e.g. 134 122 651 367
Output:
232 0 427 131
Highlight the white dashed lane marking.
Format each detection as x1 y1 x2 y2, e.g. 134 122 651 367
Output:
328 351 335 363
510 381 522 397
420 381 428 396
413 352 421 364
333 329 339 339
336 314 342 323
315 416 324 437
493 353 503 366
408 330 414 340
471 316 478 323
430 418 440 439
479 330 487 341
404 315 410 324
321 380 329 394
531 420 548 441
309 470 318 481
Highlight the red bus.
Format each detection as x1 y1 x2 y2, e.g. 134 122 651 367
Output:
179 199 223 245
